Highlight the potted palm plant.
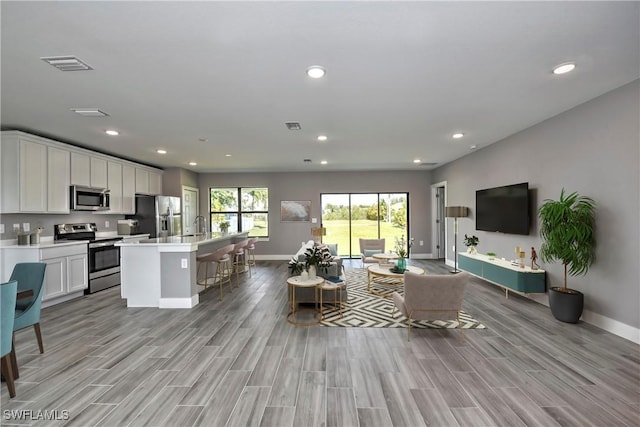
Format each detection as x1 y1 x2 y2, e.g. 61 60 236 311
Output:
538 189 596 323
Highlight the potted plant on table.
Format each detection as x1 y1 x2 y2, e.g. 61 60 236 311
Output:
219 220 230 234
288 245 333 279
464 234 479 255
538 189 596 323
394 235 414 272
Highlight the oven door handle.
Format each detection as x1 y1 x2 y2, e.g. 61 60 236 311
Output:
89 241 117 249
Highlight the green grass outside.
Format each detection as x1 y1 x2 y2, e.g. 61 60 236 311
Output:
322 219 407 257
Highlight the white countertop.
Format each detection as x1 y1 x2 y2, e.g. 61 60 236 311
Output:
116 232 247 251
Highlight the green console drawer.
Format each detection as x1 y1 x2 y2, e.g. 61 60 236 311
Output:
458 255 483 276
483 263 545 293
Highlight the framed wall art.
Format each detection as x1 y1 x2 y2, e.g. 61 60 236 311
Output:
280 200 311 222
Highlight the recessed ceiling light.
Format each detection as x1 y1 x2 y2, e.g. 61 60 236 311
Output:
413 159 421 164
306 65 326 79
317 135 328 142
470 145 478 150
198 137 208 142
225 154 232 157
452 133 464 139
156 149 167 154
105 130 119 136
553 62 576 75
321 160 328 165
189 162 197 166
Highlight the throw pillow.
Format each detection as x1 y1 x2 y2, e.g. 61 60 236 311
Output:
364 249 382 257
326 243 338 256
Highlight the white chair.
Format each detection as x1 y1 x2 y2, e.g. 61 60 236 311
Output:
359 238 385 268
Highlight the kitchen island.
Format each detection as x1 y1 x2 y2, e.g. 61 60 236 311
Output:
116 232 248 308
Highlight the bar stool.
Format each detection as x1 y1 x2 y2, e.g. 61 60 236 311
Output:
232 240 250 283
196 246 233 300
246 238 258 269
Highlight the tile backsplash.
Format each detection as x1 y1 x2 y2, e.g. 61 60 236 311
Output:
0 212 125 238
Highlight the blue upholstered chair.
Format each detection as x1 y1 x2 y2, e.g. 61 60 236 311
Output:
10 263 47 354
1 280 18 398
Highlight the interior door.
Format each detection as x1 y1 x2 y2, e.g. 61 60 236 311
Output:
182 186 199 235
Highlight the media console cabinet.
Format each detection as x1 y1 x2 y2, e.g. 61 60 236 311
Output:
458 252 546 297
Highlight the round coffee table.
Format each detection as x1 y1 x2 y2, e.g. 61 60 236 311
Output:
372 252 399 265
367 264 425 298
286 275 324 326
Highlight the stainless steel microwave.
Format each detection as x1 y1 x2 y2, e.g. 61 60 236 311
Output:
70 185 110 211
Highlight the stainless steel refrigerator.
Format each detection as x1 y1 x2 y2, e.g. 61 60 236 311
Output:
127 195 182 238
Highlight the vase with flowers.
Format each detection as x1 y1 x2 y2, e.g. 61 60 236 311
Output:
394 235 414 273
464 234 479 255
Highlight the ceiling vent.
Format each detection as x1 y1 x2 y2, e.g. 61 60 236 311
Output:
70 108 109 117
41 56 93 71
420 162 438 167
303 159 312 163
285 122 302 130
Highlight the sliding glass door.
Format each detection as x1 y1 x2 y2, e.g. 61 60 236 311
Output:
321 193 409 258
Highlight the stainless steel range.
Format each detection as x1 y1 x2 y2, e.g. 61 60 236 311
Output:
54 223 122 294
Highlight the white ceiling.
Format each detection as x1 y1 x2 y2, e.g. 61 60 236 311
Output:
1 1 638 173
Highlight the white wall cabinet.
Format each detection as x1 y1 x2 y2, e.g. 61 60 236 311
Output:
71 152 91 186
149 171 162 195
107 161 123 213
19 139 48 212
1 131 162 214
135 168 149 194
47 146 70 213
122 165 136 214
91 157 108 188
0 133 72 214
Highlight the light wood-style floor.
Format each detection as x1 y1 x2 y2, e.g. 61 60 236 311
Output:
2 259 639 426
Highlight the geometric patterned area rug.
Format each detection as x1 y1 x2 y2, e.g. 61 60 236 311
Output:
320 268 486 329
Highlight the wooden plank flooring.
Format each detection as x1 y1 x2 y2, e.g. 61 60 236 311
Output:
2 260 639 426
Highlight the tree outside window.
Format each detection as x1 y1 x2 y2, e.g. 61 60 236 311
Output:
210 187 269 237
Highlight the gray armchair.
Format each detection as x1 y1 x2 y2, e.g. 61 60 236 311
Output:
392 271 469 341
359 238 385 268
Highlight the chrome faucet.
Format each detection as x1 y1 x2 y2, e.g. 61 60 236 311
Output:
193 215 206 234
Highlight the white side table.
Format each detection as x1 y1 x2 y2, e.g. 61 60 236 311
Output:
287 275 324 326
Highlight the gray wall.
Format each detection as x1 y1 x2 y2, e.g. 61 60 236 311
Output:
162 167 199 197
432 80 639 329
197 170 432 257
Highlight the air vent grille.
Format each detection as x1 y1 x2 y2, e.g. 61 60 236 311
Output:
41 56 93 71
420 162 438 167
70 108 109 117
285 122 301 130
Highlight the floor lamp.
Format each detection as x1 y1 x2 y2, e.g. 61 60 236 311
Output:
445 206 468 273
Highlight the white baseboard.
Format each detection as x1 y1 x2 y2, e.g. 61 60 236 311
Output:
581 310 640 344
159 294 199 309
409 253 433 260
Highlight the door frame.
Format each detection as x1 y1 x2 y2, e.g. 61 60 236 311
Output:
430 181 447 260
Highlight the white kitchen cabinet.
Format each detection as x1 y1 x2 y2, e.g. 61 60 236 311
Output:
47 146 70 213
149 171 162 195
1 133 70 214
107 161 123 213
71 152 91 186
135 168 149 194
40 244 88 303
67 253 89 293
91 157 108 188
42 257 66 300
122 164 136 214
0 243 88 306
71 153 108 189
19 139 48 212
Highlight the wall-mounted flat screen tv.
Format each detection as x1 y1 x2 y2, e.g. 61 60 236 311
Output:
476 182 530 235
